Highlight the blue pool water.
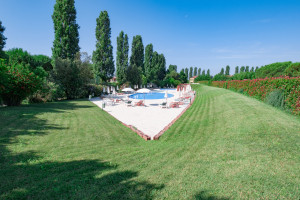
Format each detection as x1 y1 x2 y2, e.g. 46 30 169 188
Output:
129 92 174 100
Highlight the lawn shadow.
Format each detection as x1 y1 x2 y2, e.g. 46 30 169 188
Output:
0 100 164 199
194 190 230 200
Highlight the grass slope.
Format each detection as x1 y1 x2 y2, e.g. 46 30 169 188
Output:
0 85 299 199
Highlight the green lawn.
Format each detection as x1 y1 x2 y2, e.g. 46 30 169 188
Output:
1 85 299 199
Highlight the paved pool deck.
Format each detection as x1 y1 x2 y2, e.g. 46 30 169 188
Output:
90 89 194 140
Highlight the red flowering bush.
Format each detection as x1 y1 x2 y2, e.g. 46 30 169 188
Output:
212 76 300 115
0 61 45 106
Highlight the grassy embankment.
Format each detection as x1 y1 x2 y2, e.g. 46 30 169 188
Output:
1 85 299 199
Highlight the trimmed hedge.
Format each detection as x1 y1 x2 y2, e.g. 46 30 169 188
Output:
212 76 300 115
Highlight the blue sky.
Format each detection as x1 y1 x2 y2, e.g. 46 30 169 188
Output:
0 0 299 75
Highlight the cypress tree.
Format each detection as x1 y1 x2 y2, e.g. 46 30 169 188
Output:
202 70 206 76
0 20 6 58
189 66 193 79
194 67 198 76
185 67 188 79
144 44 153 82
245 66 249 72
240 66 245 73
130 35 144 73
225 65 230 75
116 31 129 84
92 11 114 82
52 0 80 60
220 68 224 75
198 68 201 76
250 66 254 72
157 54 166 81
235 66 239 74
207 69 210 77
255 66 259 72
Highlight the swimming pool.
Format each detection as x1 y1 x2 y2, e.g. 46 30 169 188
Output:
129 92 174 100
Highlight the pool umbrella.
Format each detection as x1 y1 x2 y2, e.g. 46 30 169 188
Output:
136 88 151 103
103 87 106 93
164 90 168 104
107 86 110 96
122 88 134 92
112 87 116 96
117 85 119 91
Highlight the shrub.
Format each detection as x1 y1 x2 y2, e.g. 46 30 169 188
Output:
0 62 46 106
212 76 300 115
265 89 285 108
52 55 93 99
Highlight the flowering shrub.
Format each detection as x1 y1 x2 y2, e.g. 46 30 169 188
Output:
212 76 300 115
0 61 45 106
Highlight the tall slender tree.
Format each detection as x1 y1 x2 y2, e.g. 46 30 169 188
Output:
245 66 249 72
235 66 239 74
52 0 80 60
225 65 230 75
207 69 210 77
194 67 198 76
255 66 259 72
250 66 254 72
128 35 144 86
92 11 114 82
0 20 6 58
144 43 153 82
220 68 224 75
130 35 144 73
116 31 129 84
189 66 193 79
240 66 245 73
198 68 201 76
185 67 188 79
202 70 206 76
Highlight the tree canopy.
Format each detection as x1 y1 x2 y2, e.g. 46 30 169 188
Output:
52 0 80 60
92 10 114 82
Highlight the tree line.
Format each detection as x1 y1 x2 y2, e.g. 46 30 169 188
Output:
0 0 188 106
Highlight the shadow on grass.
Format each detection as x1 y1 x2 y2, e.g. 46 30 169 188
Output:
0 100 164 199
194 191 230 200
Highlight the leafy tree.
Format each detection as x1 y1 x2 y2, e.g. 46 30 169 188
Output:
202 70 205 76
220 68 224 75
255 66 259 72
52 0 80 60
53 52 93 99
189 66 193 79
235 66 239 74
6 48 52 72
92 11 114 82
0 20 6 58
185 67 188 79
250 66 254 72
284 62 300 77
240 66 245 73
116 31 129 84
225 65 230 75
126 64 141 86
255 62 291 78
179 69 187 83
245 66 249 72
194 67 198 76
130 35 144 73
168 64 177 73
144 44 153 82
